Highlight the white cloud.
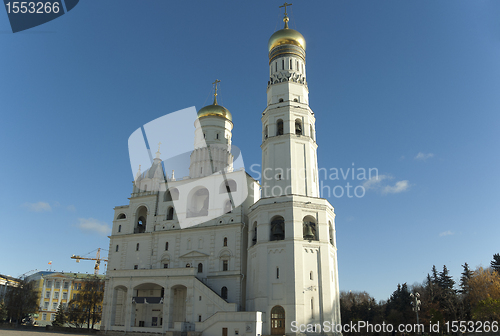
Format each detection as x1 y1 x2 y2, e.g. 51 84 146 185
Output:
362 175 410 195
23 201 52 212
362 174 391 190
76 218 111 236
415 152 434 161
439 230 454 237
67 205 76 212
382 180 410 194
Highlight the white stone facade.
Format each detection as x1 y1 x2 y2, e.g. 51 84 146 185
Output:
101 15 341 336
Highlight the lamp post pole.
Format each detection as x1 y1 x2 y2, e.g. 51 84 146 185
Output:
410 292 421 334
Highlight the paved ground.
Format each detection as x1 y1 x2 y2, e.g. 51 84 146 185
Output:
0 329 97 336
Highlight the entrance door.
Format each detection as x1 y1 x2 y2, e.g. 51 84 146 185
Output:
270 305 285 335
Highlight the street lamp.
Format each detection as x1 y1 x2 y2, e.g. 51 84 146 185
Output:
410 292 421 332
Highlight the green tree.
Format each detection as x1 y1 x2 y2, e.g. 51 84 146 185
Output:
458 263 473 320
437 265 458 321
67 277 104 330
4 279 38 325
385 283 413 326
491 253 500 274
52 304 66 327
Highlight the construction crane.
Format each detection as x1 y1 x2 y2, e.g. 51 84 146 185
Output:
71 248 108 275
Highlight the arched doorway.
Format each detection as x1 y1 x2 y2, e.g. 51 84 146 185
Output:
271 305 285 335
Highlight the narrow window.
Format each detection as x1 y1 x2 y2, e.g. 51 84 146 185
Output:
282 59 284 70
203 133 206 139
200 167 203 174
165 242 169 250
223 260 228 271
295 119 302 135
276 267 280 279
310 271 313 280
216 133 219 139
118 225 121 232
223 237 228 246
297 61 299 70
136 243 139 251
198 315 202 322
115 245 119 252
275 62 277 72
277 119 284 135
221 286 228 300
198 263 203 273
167 207 174 220
163 263 169 268
290 59 292 69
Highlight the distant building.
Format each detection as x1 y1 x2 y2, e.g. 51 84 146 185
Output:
0 274 20 299
27 271 105 327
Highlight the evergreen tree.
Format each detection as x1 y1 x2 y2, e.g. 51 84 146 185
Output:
438 265 458 321
459 263 473 295
52 304 66 327
491 253 500 274
459 263 473 320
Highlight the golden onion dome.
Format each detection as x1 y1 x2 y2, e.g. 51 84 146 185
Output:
268 16 306 52
197 98 232 122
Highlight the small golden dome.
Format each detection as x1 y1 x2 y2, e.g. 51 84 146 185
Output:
197 99 232 121
268 16 306 52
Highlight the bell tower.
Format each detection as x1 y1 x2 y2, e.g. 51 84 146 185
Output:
246 5 342 335
261 4 319 199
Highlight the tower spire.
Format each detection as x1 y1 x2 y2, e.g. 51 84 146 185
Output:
279 2 292 28
212 79 221 105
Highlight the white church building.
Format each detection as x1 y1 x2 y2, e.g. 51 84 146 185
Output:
101 10 341 336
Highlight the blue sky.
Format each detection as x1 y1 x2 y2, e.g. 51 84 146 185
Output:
1 0 499 302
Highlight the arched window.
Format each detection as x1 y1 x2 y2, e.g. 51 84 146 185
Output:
223 237 228 246
220 180 237 193
276 120 284 136
252 222 257 246
198 263 203 273
278 98 284 103
118 225 121 233
224 200 232 214
164 191 172 202
117 213 126 219
303 216 317 240
329 221 334 246
221 286 228 300
170 188 179 201
135 206 148 234
187 187 209 218
270 216 285 241
186 263 191 268
166 207 174 220
136 243 139 251
271 306 285 335
165 242 169 251
295 119 302 135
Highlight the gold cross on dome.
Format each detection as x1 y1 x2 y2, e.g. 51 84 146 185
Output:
279 2 292 15
212 79 221 98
